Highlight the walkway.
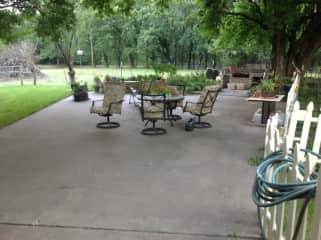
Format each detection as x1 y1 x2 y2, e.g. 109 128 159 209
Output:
0 93 265 239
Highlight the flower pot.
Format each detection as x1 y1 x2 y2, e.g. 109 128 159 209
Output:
262 90 275 98
254 90 262 98
73 91 88 102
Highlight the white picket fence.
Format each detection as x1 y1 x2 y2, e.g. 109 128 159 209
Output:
261 73 321 239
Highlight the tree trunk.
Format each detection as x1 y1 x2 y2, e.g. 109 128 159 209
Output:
31 64 37 86
57 42 76 84
90 34 96 68
128 53 136 68
204 52 209 69
67 63 76 84
188 41 193 69
103 51 109 67
271 32 289 85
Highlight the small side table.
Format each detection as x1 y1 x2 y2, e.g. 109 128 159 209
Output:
247 95 284 124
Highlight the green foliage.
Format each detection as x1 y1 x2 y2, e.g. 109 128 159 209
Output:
71 81 88 93
135 74 159 82
93 76 101 84
258 79 275 91
35 0 76 42
33 0 212 68
0 85 70 128
151 87 172 96
167 73 217 92
0 1 38 41
198 0 321 77
247 145 265 166
104 75 111 81
152 64 177 77
299 76 321 115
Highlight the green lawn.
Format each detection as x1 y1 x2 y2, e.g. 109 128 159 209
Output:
0 85 71 128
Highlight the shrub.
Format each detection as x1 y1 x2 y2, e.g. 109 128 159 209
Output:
152 64 177 77
166 72 217 92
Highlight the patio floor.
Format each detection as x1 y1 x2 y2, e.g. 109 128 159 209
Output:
0 92 266 239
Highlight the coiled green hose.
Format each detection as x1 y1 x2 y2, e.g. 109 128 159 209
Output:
252 149 321 240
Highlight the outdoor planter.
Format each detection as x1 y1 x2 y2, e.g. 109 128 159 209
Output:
71 83 89 102
261 90 275 98
73 91 88 101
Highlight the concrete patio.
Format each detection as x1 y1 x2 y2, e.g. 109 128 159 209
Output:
0 92 266 240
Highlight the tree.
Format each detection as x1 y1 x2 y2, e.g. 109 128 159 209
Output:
35 0 77 83
197 0 321 81
0 0 38 41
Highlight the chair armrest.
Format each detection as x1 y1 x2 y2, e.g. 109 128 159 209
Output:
107 99 124 113
92 99 103 107
183 101 202 112
185 101 202 105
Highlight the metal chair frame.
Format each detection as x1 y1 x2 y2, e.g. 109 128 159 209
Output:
184 89 219 128
92 99 124 129
140 94 167 135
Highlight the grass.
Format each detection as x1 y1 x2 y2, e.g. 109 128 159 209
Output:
0 85 71 128
247 144 265 166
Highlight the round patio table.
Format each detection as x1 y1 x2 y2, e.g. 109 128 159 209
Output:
137 95 185 126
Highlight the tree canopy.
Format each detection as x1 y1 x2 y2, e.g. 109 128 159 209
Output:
1 0 321 80
198 0 321 78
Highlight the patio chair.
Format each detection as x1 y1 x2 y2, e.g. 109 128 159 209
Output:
140 94 166 135
90 81 126 129
183 85 221 128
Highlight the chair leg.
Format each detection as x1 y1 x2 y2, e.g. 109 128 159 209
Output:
141 120 166 135
96 115 120 129
193 115 212 128
129 94 135 104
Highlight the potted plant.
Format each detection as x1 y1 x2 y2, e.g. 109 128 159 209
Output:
260 79 275 98
71 81 88 102
93 76 102 93
104 74 111 82
251 85 262 98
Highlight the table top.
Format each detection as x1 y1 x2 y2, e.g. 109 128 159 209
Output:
247 95 285 102
137 95 185 102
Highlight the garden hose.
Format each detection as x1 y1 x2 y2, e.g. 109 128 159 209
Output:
252 149 321 240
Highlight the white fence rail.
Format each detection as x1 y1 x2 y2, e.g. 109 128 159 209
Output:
258 71 321 240
261 101 321 239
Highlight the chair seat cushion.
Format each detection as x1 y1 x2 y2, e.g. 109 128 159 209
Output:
90 106 108 115
184 104 201 115
90 103 122 115
143 103 164 119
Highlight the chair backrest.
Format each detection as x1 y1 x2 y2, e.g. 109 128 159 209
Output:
198 85 221 114
102 81 126 109
140 94 166 120
139 80 153 94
